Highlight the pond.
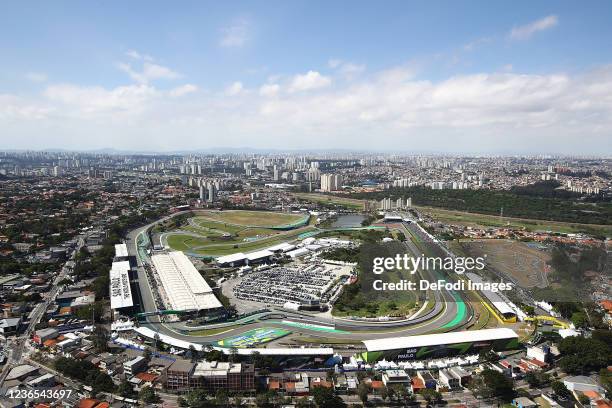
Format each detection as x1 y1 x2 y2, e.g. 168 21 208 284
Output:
330 214 366 228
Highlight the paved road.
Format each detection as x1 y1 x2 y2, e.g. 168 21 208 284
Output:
0 237 84 388
125 212 472 345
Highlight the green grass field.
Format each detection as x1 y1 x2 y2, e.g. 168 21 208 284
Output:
294 193 367 210
196 210 306 227
162 210 317 256
419 206 612 236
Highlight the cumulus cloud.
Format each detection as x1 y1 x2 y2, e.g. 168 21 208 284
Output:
220 19 249 48
259 83 280 97
2 62 612 153
329 60 366 79
43 83 157 116
288 71 332 92
117 61 180 84
225 81 244 96
510 15 559 40
125 49 154 61
169 84 198 97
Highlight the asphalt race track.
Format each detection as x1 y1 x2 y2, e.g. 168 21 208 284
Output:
125 211 473 347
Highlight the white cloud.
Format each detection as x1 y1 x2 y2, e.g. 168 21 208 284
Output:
328 59 342 69
169 84 198 98
0 94 52 120
259 83 280 97
463 37 492 51
43 83 157 116
117 61 180 84
3 63 612 154
510 15 559 40
125 49 154 61
288 71 332 92
220 19 249 48
25 72 48 82
329 60 366 79
225 81 244 96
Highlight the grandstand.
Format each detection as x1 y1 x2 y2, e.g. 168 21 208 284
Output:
466 273 518 322
361 328 519 362
151 251 222 312
110 260 133 310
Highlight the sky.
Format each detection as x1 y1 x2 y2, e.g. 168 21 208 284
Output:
1 1 612 154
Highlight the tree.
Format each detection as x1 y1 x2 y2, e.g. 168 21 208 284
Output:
117 379 135 398
215 388 229 407
525 371 551 388
250 350 263 367
229 346 239 363
357 382 370 404
177 396 189 407
312 386 346 408
90 372 115 394
551 381 571 399
421 388 442 403
139 385 161 403
186 389 209 408
91 325 109 353
571 311 588 329
558 335 612 374
255 393 271 408
474 369 515 402
296 397 315 408
143 347 152 363
189 344 199 362
380 386 389 401
233 395 244 407
599 368 612 399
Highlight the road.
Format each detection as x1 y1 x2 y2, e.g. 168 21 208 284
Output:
124 211 473 346
0 236 85 388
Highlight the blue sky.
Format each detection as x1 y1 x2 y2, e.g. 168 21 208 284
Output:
1 1 612 153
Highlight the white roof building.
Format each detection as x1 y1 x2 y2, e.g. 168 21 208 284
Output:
246 249 274 262
114 243 129 258
466 273 516 318
363 328 518 352
110 261 133 309
151 251 222 311
216 252 247 266
267 243 296 253
287 248 310 258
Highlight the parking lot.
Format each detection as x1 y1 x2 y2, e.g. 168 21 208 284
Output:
230 263 352 308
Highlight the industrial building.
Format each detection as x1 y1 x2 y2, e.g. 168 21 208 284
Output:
150 251 222 312
360 328 519 362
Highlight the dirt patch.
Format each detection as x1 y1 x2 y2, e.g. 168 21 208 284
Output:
458 239 551 288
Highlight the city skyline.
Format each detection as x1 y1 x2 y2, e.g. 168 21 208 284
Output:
2 1 612 154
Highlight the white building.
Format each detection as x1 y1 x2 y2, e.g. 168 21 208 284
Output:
438 369 461 389
109 261 133 311
151 252 222 312
320 174 344 192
